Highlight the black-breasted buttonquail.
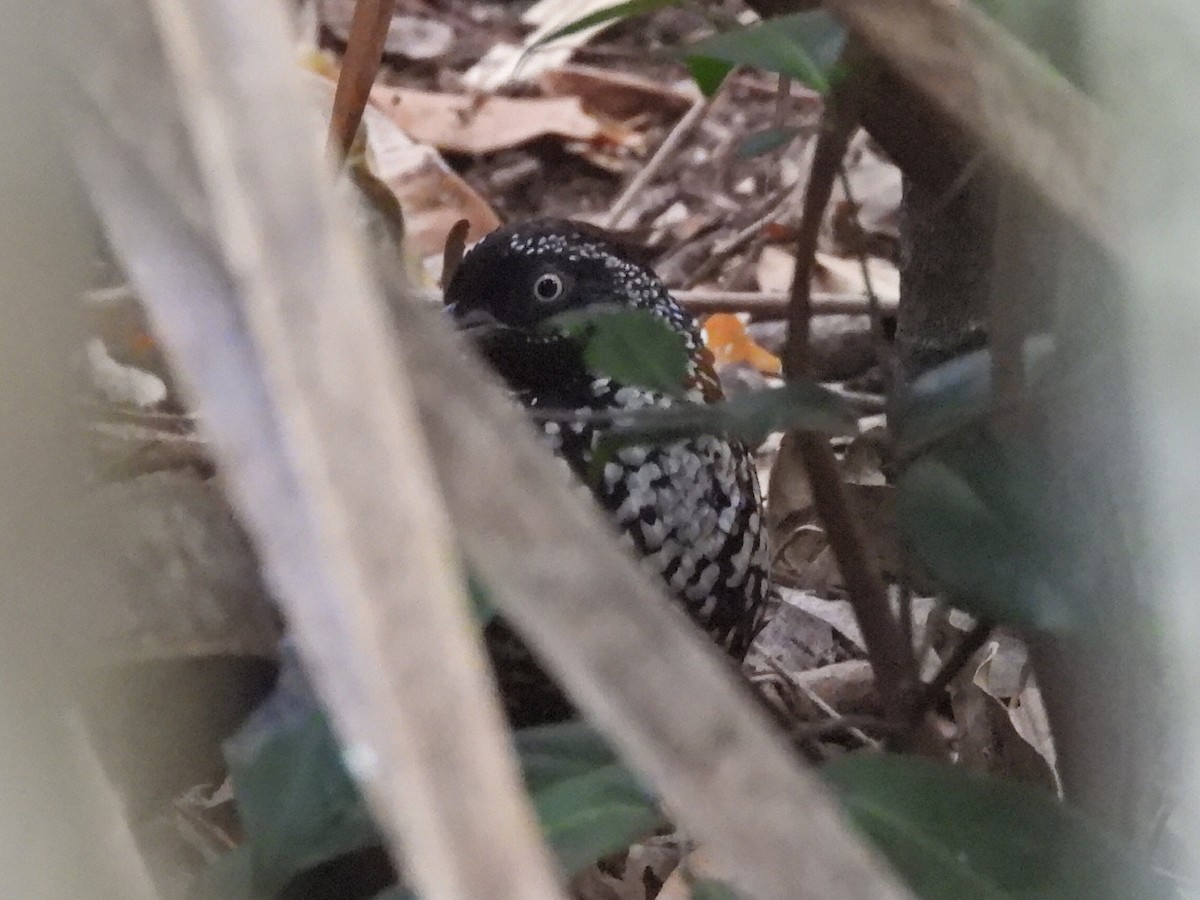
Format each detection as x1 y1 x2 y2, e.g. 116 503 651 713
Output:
445 219 771 724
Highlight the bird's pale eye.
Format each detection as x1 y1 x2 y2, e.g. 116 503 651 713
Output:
532 272 565 303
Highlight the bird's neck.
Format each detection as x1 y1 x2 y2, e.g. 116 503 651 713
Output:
479 332 594 406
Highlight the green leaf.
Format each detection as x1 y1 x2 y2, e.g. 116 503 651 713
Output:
682 11 847 92
467 569 498 626
191 844 256 900
825 754 1176 900
894 437 1074 632
515 719 624 793
605 381 857 446
534 0 683 47
685 55 735 96
536 762 663 874
890 335 1055 455
228 709 381 897
692 879 742 900
584 381 855 489
370 888 416 900
737 126 801 159
551 308 690 396
516 720 661 873
214 712 656 891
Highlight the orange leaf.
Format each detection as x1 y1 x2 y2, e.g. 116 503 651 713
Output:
702 313 781 375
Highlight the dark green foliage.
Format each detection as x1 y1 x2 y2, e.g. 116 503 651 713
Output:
203 713 658 898
895 435 1075 632
684 55 734 97
691 879 742 900
535 0 684 46
890 336 1054 455
599 380 856 446
737 126 802 159
682 12 847 93
825 754 1177 899
550 308 690 396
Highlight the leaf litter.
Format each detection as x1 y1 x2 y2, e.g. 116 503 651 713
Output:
80 0 1076 896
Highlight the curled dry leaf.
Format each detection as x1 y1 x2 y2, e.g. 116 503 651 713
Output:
372 85 642 156
831 135 902 246
701 313 782 375
972 635 1060 794
441 219 471 290
304 72 501 263
463 0 627 91
87 337 168 409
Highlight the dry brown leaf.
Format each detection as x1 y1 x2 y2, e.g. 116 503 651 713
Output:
539 64 697 121
972 636 1061 794
772 587 864 654
305 73 501 264
951 677 1059 793
814 251 900 307
372 85 640 156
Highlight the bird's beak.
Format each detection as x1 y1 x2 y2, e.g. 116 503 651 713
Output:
447 304 503 339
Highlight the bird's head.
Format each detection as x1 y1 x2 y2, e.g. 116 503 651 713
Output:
445 219 692 331
444 219 709 397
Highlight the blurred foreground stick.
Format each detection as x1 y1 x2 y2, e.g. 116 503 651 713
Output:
70 0 561 898
67 0 912 898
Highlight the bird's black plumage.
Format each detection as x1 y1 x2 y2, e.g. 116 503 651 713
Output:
446 219 770 724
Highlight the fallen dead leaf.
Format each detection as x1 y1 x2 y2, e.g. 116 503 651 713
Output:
539 64 698 121
304 72 501 265
371 85 641 156
702 313 782 375
832 134 902 245
814 251 900 307
463 0 625 91
755 245 900 310
972 635 1061 794
771 587 864 653
951 676 1060 794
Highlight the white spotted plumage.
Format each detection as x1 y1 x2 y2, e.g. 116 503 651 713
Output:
448 219 771 660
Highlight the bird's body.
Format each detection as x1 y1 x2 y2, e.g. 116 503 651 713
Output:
445 220 770 723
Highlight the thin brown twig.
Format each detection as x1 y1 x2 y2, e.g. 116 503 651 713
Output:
836 163 892 380
675 288 884 315
897 582 914 654
751 658 882 750
603 90 722 230
773 74 793 129
327 0 397 161
777 44 944 758
780 106 857 377
790 715 898 741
